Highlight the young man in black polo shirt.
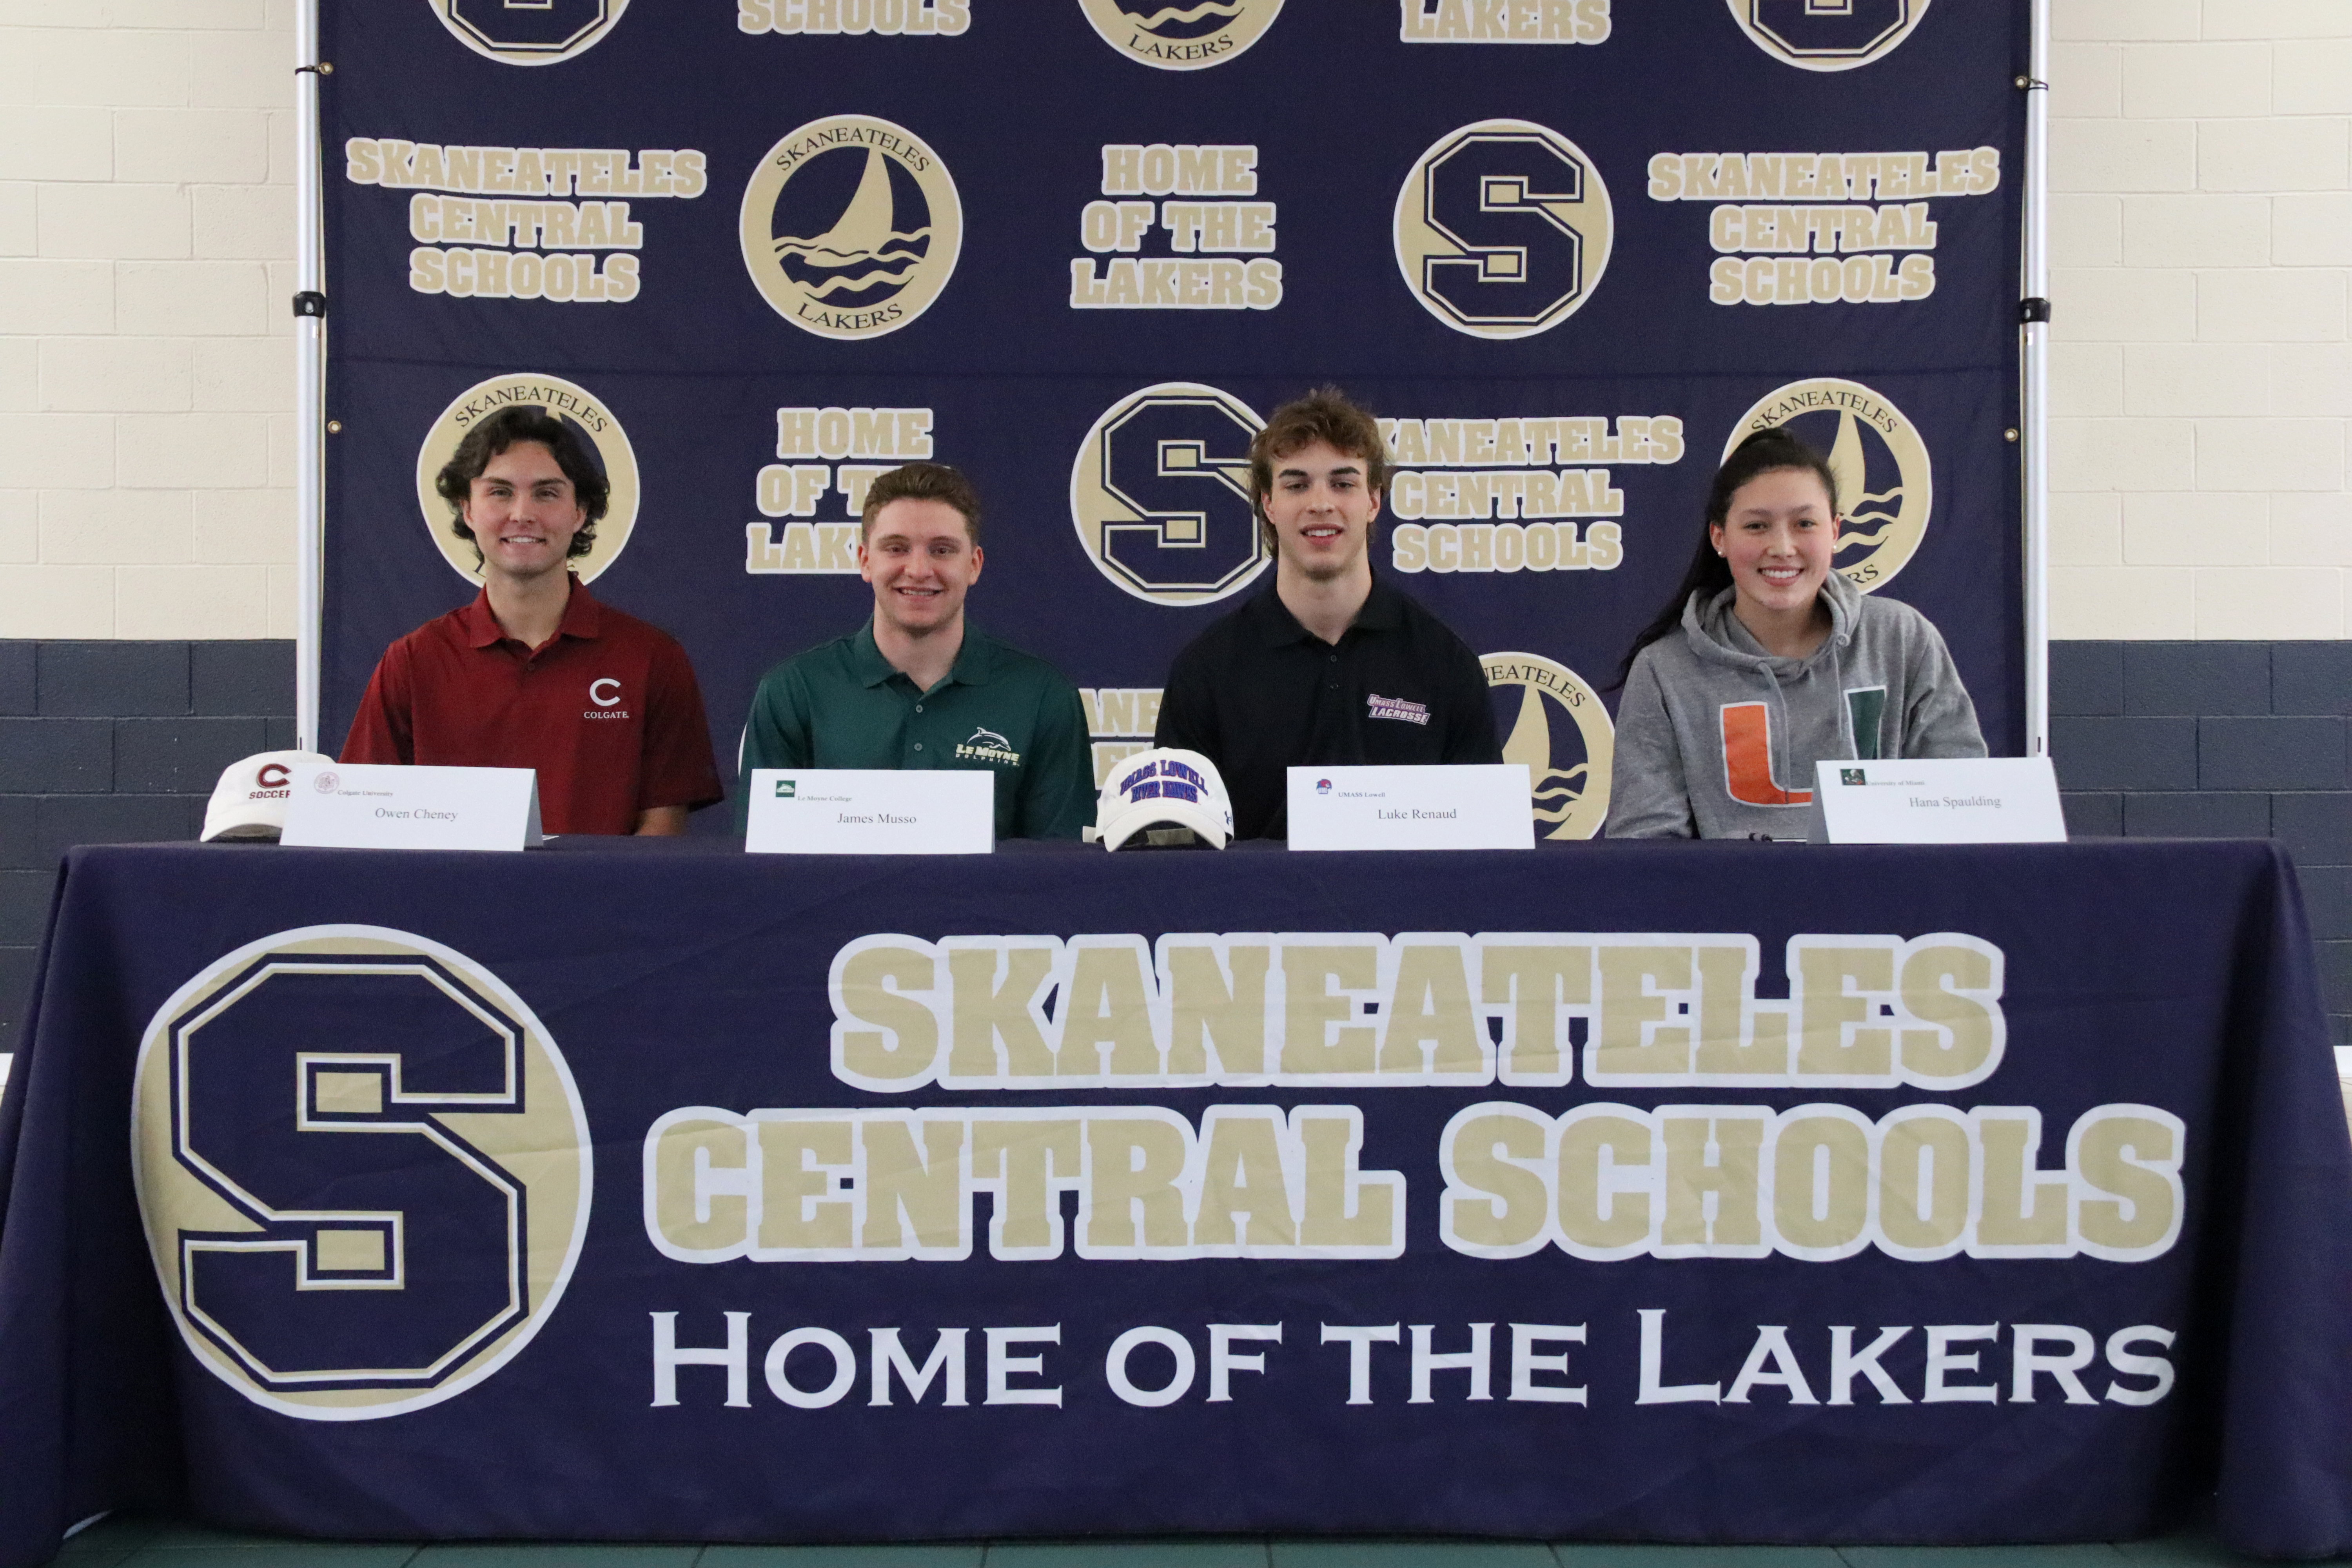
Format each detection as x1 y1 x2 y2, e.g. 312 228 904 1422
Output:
1154 387 1500 839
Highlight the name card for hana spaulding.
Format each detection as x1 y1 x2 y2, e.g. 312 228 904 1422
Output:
744 769 993 855
1809 757 2067 844
280 763 543 851
1286 764 1534 851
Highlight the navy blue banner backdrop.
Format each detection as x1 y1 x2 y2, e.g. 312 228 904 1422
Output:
2 839 2351 1563
319 0 2029 831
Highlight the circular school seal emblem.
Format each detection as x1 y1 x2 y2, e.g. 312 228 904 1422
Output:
739 115 963 341
1724 0 1932 71
1076 0 1284 69
1726 378 1933 592
427 0 630 65
416 374 639 588
1483 652 1614 841
1071 381 1269 607
1394 119 1614 341
131 926 593 1419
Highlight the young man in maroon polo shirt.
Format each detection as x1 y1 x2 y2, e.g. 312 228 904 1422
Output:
341 405 722 835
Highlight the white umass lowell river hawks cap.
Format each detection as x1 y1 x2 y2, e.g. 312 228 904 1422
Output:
201 750 334 842
1094 748 1234 851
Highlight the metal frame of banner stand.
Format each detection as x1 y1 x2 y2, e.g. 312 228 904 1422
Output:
293 0 326 753
2020 0 2053 759
281 0 2059 763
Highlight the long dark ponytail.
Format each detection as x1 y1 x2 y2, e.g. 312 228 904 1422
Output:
1609 426 1841 690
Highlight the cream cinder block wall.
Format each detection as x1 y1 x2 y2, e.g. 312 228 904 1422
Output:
0 0 2345 642
2048 0 2352 639
0 0 296 641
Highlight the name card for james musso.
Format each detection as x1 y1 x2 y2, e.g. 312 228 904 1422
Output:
281 763 543 851
745 769 993 855
1811 757 2066 844
1287 764 1534 852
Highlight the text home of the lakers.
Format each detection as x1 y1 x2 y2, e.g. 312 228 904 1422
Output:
639 929 2183 1414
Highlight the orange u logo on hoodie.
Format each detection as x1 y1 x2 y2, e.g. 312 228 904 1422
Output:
1720 701 1812 806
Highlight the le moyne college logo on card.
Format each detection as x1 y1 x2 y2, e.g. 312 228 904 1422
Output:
132 926 592 1419
740 115 963 341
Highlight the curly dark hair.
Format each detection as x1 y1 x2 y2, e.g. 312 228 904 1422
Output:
435 405 608 567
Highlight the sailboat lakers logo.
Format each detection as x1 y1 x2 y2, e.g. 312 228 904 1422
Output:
1076 0 1284 69
739 116 963 341
1482 653 1615 840
1727 378 1931 592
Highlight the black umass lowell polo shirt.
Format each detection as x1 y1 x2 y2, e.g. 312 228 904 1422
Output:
1155 576 1502 840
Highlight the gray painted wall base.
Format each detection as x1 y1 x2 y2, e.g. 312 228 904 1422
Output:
4 639 2348 1048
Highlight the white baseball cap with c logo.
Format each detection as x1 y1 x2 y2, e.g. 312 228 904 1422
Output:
201 750 336 842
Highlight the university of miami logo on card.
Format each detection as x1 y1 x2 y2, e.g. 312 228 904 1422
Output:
428 0 630 64
131 926 592 1419
1727 378 1932 592
1077 0 1284 68
1725 0 1931 71
740 115 963 340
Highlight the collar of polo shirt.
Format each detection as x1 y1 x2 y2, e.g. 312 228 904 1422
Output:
849 615 998 690
1250 573 1406 647
461 572 601 650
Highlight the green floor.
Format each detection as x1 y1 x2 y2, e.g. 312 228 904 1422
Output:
44 1521 2294 1568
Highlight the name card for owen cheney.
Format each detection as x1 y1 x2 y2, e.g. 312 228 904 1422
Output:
281 763 543 851
745 769 993 855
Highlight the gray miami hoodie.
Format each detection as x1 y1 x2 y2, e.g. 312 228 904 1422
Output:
1606 571 1985 839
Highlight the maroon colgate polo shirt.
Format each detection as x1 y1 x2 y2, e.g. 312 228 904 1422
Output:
341 576 723 835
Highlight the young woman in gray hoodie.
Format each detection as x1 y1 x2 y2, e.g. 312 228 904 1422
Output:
1605 428 1984 839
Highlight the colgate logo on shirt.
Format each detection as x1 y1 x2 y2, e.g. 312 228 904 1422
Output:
584 676 632 721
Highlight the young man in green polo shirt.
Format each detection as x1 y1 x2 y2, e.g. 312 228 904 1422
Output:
738 462 1095 839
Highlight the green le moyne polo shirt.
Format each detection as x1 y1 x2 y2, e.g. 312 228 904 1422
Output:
739 621 1095 840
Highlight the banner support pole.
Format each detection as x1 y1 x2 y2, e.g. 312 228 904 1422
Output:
293 0 326 753
2020 0 2052 758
